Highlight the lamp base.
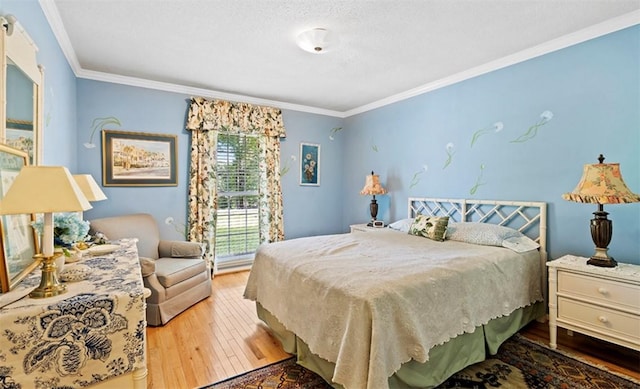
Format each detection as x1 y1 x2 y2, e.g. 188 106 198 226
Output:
369 197 378 221
587 207 617 268
587 256 617 267
29 253 67 298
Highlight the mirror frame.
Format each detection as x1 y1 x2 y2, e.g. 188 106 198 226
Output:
0 143 39 292
0 16 43 166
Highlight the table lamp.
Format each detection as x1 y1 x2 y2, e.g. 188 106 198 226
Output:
0 166 92 297
562 154 640 267
73 174 107 202
360 171 387 227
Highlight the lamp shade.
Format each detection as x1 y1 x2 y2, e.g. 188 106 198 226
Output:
0 166 92 214
73 174 107 202
360 171 387 196
562 162 640 204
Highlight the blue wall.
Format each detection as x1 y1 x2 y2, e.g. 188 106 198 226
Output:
3 1 639 263
342 25 640 264
75 80 345 239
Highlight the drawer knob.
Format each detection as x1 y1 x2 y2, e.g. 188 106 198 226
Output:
598 316 609 324
597 287 609 295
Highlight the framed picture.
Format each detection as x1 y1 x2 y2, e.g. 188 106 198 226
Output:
102 130 178 186
299 142 320 186
5 119 35 165
0 143 39 293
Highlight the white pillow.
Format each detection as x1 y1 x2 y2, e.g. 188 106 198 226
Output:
446 222 539 252
388 218 414 233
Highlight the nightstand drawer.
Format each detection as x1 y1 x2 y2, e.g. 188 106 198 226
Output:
558 297 640 345
558 270 640 314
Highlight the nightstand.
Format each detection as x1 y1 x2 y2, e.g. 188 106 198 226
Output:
350 224 386 233
547 255 640 351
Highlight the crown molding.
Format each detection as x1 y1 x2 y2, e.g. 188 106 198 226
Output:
344 10 640 117
40 0 638 119
39 0 82 74
75 68 345 117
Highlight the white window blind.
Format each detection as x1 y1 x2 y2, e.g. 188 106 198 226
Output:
215 132 260 260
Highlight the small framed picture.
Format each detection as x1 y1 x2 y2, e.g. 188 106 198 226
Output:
299 142 320 186
102 130 178 186
5 120 35 165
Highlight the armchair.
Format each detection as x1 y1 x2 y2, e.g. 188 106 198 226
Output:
89 213 211 326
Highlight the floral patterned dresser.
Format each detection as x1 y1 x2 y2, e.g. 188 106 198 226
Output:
0 239 148 388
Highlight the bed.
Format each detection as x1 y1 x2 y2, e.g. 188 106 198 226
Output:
244 198 547 389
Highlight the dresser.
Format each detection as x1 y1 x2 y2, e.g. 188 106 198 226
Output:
0 239 148 388
547 255 640 351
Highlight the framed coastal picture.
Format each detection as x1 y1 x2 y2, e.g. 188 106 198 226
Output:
299 142 320 186
102 130 177 186
0 144 39 293
5 119 35 165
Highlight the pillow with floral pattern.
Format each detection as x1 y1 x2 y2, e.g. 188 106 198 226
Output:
408 215 449 241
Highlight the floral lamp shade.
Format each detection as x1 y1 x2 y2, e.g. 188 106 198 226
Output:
360 171 387 196
562 154 640 268
562 162 640 204
360 171 387 226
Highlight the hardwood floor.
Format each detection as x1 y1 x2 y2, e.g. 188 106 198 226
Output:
146 271 639 389
146 271 289 389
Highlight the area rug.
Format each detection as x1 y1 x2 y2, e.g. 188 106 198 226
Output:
202 334 638 389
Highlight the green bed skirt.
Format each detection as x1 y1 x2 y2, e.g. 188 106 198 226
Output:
256 301 545 389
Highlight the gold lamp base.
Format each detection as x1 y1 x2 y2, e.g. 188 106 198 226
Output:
29 253 67 298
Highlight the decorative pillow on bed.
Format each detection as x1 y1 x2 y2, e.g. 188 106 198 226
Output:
446 222 539 252
408 215 449 241
388 218 414 233
502 236 540 253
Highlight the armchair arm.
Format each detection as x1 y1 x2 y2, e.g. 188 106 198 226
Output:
139 256 156 277
158 240 204 259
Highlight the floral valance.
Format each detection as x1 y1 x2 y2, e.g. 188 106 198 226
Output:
186 97 286 138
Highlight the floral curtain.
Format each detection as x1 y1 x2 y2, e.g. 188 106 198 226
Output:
185 97 286 268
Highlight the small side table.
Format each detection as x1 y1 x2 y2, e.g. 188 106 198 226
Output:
350 224 371 233
350 224 387 233
547 255 640 351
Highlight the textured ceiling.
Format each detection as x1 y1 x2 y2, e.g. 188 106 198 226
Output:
44 0 640 115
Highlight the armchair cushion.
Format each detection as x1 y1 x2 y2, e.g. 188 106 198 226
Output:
154 257 207 288
139 257 156 278
158 240 204 258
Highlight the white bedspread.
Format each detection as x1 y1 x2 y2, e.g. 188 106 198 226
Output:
244 229 543 389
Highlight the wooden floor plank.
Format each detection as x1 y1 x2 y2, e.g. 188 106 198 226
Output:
146 270 639 388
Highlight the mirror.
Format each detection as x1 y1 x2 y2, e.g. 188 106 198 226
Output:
1 15 43 165
0 16 42 292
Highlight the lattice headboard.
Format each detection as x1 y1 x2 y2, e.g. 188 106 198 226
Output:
408 197 548 262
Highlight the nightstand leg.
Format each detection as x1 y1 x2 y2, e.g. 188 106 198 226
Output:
549 323 557 349
548 267 558 349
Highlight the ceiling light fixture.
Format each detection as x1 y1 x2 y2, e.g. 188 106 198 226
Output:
296 28 333 54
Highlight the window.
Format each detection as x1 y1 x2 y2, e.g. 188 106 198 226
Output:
215 132 260 263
